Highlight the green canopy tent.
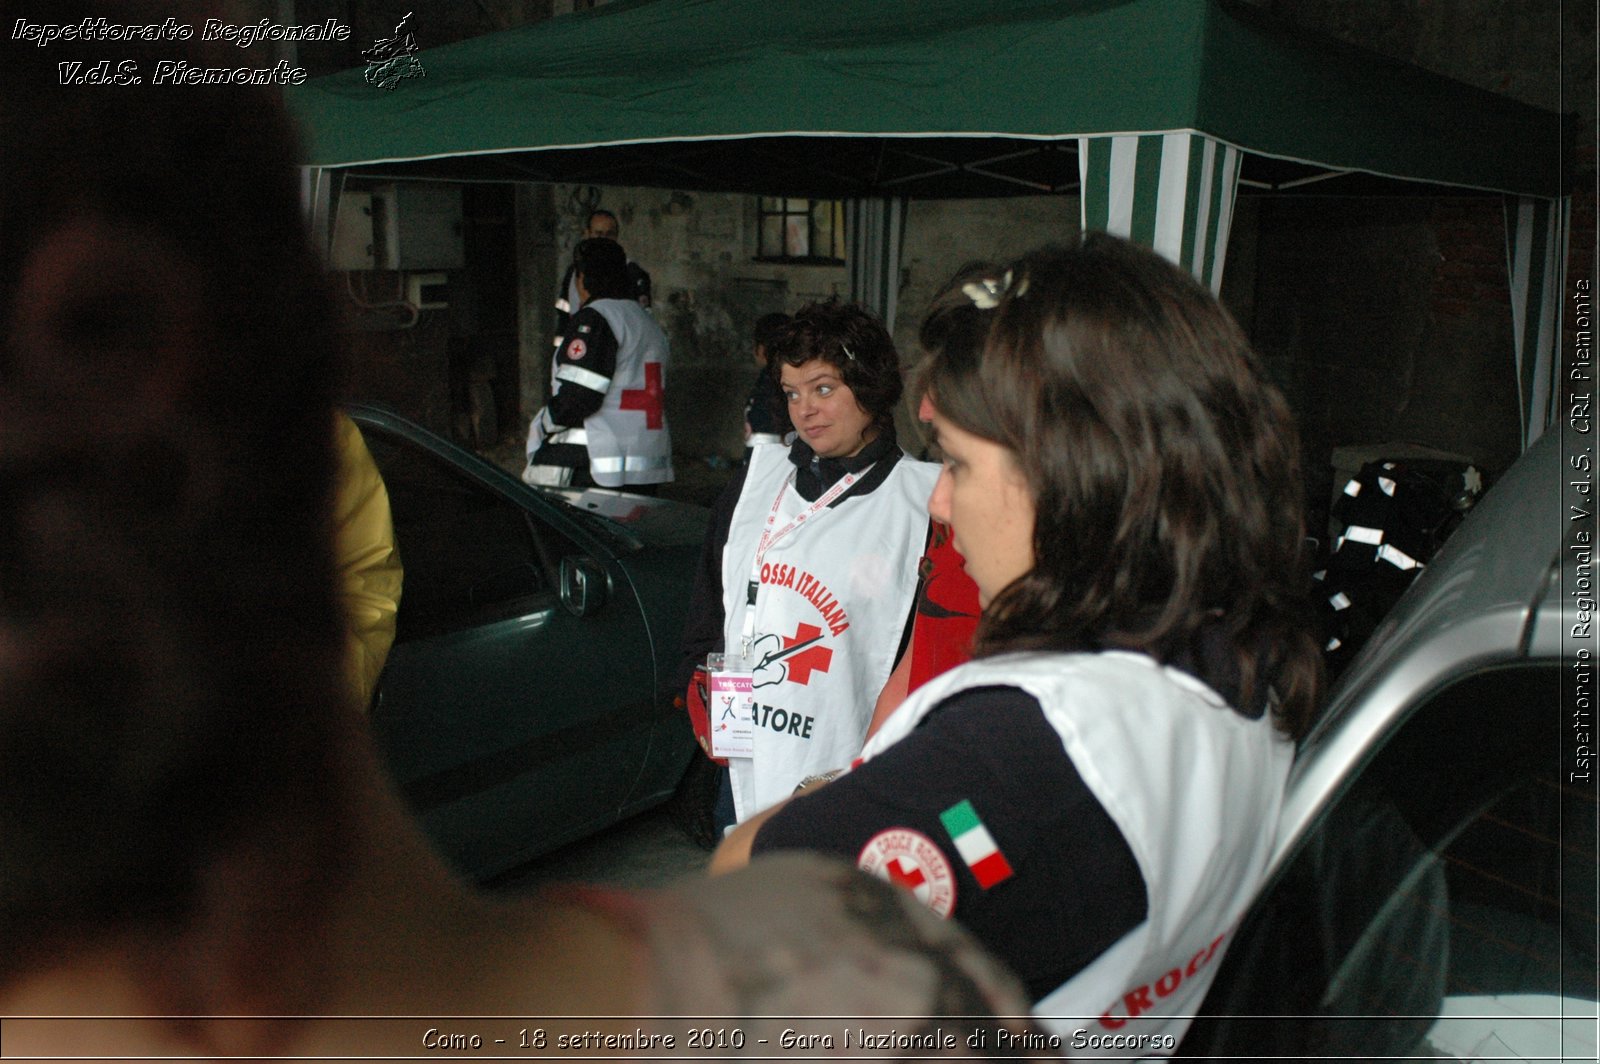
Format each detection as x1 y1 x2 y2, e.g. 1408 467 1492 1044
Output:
288 0 1570 446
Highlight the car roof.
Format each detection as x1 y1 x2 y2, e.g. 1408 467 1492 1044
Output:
1274 429 1569 864
344 401 708 551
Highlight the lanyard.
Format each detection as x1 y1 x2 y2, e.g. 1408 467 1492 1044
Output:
738 466 869 655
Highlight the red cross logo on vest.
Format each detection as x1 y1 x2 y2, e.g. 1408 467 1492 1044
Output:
779 622 833 685
620 362 665 428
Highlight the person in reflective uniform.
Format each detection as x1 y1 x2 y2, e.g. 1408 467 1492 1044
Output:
714 236 1324 1049
524 238 673 493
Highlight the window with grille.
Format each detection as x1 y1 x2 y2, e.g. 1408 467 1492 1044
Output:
755 197 845 264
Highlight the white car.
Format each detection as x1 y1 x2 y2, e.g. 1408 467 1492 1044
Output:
1178 429 1597 1062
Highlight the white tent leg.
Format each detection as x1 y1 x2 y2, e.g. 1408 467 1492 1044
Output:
1505 195 1571 450
846 197 907 332
300 165 334 262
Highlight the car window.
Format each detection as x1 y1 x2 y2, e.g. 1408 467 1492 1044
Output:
1184 662 1598 1061
362 428 563 638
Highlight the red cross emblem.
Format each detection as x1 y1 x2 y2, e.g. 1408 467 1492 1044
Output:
620 362 665 429
857 828 957 917
886 857 927 891
779 622 833 685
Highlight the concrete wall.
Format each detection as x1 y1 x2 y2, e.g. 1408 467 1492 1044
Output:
1240 0 1592 489
1254 0 1584 120
542 186 846 461
1249 196 1522 512
536 188 1083 461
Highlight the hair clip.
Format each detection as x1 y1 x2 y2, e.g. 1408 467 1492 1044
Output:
961 279 1003 309
840 344 857 362
961 268 1028 310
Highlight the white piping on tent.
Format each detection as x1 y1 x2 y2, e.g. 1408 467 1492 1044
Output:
301 127 1554 200
1154 132 1195 265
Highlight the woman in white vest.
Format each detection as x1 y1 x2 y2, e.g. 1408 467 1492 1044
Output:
524 238 673 493
714 236 1323 1052
677 301 939 830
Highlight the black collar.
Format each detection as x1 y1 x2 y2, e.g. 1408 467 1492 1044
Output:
788 429 901 503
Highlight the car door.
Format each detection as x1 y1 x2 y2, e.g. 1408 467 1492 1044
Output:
1180 659 1597 1062
356 417 657 880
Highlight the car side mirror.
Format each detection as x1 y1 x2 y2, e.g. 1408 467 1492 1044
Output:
559 555 609 617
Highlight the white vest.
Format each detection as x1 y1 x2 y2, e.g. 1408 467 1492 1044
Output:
722 444 937 821
862 651 1292 1052
561 299 673 487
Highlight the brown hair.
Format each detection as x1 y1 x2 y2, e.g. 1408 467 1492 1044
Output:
573 236 633 300
919 235 1322 738
768 299 903 433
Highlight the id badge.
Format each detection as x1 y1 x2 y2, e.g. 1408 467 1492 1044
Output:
707 652 754 759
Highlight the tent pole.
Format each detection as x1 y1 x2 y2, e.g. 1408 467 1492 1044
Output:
1505 195 1572 450
1078 133 1240 295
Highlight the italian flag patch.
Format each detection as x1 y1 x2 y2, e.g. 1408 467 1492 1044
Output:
940 799 1014 889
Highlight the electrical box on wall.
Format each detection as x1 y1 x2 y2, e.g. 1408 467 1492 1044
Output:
371 183 466 271
329 190 376 271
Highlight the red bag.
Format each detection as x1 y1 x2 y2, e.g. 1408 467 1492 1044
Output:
683 666 728 766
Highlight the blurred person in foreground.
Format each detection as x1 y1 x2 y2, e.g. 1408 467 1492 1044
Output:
0 12 1045 1057
714 236 1322 1048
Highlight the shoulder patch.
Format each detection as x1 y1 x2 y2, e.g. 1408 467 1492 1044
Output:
940 799 1015 889
857 828 957 918
566 338 588 361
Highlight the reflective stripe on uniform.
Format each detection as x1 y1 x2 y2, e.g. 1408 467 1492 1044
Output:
747 433 784 447
522 462 574 488
589 454 673 474
550 427 589 446
555 363 612 392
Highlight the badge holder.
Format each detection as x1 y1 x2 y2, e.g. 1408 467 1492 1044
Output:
706 651 755 760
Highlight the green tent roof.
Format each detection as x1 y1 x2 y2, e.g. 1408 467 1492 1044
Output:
288 0 1566 199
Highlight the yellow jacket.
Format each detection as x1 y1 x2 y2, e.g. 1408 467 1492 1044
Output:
334 413 403 710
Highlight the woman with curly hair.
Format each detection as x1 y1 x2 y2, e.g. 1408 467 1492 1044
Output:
677 300 940 829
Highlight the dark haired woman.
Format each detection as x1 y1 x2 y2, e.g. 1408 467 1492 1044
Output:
714 235 1322 1044
524 237 673 492
677 300 939 829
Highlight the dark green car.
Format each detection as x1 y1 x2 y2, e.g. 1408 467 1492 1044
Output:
348 403 704 881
